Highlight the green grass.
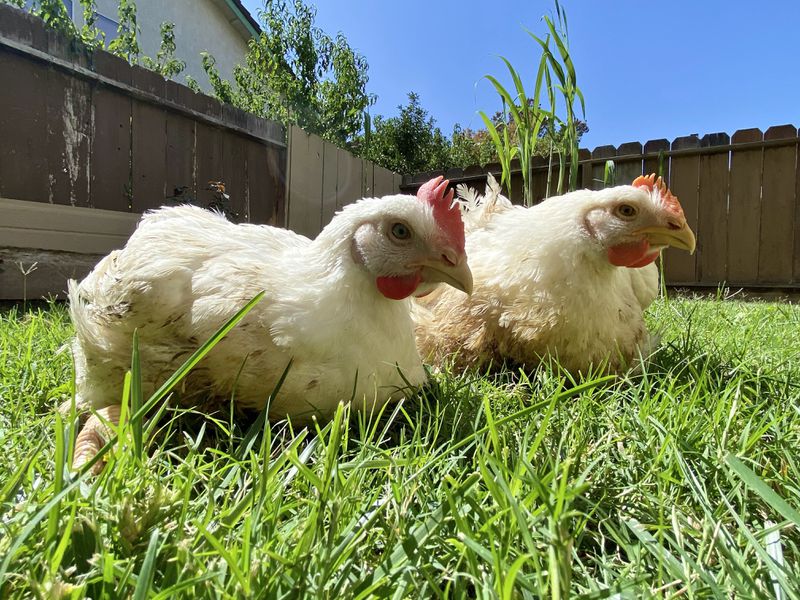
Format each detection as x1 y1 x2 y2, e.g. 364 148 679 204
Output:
1 296 798 598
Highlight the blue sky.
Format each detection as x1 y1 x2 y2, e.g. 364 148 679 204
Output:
241 0 800 149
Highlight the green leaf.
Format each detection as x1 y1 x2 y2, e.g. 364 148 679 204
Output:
725 454 800 527
133 529 160 600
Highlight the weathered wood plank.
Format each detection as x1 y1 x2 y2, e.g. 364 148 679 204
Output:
577 149 592 191
759 125 797 284
131 101 167 212
362 160 374 198
643 139 670 181
91 89 132 211
697 133 729 284
0 197 139 253
321 141 338 227
0 51 48 203
374 165 395 198
614 141 643 186
195 123 224 209
727 128 763 285
222 134 248 221
336 147 362 210
287 126 323 237
531 156 550 202
795 128 800 284
591 145 616 190
245 141 269 224
663 135 700 283
268 145 287 227
165 114 195 207
0 247 102 301
46 67 92 206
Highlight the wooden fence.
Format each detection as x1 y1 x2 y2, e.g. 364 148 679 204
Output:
0 4 399 299
286 126 401 239
402 127 800 289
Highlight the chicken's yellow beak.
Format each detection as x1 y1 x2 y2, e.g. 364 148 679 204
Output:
636 222 697 254
416 254 473 295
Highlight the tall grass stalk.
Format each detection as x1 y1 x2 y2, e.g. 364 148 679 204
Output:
479 53 551 207
530 0 586 195
480 1 585 205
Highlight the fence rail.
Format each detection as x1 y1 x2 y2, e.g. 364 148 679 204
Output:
401 127 800 289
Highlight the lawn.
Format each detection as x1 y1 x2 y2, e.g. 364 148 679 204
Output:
1 295 798 598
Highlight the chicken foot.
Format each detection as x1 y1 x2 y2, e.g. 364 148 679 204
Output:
72 404 122 475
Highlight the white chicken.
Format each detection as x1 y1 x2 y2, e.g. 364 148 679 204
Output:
413 173 696 374
69 176 472 471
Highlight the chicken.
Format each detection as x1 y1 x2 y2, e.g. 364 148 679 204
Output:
68 176 472 471
413 173 696 374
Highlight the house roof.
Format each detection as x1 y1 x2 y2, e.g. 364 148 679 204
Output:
215 0 261 39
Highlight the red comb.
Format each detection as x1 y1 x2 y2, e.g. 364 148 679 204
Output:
416 176 465 254
632 173 685 219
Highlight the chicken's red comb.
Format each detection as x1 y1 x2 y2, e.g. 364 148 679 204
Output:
632 173 685 219
417 176 465 254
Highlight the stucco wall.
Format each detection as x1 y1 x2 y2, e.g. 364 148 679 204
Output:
74 0 253 91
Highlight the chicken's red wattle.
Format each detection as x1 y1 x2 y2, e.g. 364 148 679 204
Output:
376 272 422 299
607 239 659 269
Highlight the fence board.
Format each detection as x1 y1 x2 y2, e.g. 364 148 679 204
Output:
374 165 395 197
643 139 670 180
270 145 287 227
393 173 402 195
591 145 616 190
577 150 592 190
46 68 92 206
245 140 268 224
615 142 643 186
531 156 550 200
696 133 729 283
660 136 701 282
727 128 763 284
759 125 797 283
363 160 374 198
0 51 48 203
796 127 800 283
222 134 248 221
131 102 167 212
321 141 338 226
165 114 195 205
287 126 323 238
337 148 362 211
195 123 224 209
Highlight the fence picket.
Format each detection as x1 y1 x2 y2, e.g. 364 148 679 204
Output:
759 125 798 283
322 141 338 225
614 142 644 186
643 139 669 180
727 128 763 285
662 135 700 283
591 145 616 190
287 126 323 238
697 133 730 283
0 51 48 203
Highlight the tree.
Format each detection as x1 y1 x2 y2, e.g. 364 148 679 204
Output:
204 0 373 147
359 92 452 175
449 124 497 169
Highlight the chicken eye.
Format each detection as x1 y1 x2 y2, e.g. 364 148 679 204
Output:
615 204 638 219
390 222 412 241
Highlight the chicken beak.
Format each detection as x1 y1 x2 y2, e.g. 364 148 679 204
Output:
637 222 697 254
416 254 473 295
